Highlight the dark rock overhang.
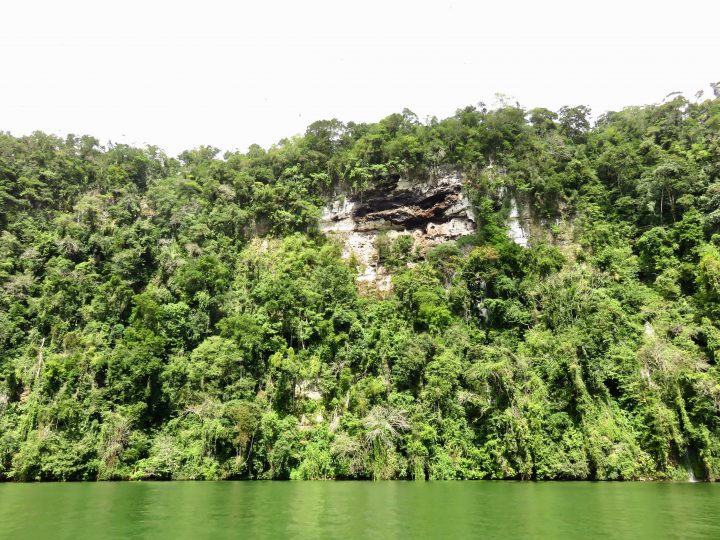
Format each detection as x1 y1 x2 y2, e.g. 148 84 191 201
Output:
344 176 467 230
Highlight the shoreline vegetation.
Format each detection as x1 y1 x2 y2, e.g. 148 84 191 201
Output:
2 89 720 482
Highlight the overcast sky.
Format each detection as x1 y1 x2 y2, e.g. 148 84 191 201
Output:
1 0 718 156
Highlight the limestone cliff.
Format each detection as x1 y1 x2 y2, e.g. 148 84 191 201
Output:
320 172 475 290
320 171 568 289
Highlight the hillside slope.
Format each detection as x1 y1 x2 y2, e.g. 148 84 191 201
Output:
1 94 720 480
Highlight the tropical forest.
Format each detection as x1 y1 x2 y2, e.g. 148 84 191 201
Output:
2 89 720 483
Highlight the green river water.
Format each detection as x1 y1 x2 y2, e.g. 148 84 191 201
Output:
0 481 718 539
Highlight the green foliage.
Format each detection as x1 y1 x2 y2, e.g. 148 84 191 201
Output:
2 92 720 481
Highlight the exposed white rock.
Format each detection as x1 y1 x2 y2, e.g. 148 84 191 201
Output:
295 380 322 401
507 196 529 248
329 411 340 432
344 231 378 264
320 197 356 233
426 217 475 239
644 321 656 338
320 173 475 290
356 262 378 283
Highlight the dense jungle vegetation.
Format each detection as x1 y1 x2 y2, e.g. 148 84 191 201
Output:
2 89 720 481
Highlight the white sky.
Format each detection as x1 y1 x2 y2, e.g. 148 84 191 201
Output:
1 0 718 156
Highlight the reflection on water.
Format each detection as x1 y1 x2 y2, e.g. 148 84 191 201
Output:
1 481 718 539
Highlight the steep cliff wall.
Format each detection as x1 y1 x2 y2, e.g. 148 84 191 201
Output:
321 172 569 289
500 188 572 249
321 173 475 289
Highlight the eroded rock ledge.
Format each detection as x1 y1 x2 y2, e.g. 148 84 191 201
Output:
321 173 475 289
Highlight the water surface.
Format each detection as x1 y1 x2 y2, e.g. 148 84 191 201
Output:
1 481 718 539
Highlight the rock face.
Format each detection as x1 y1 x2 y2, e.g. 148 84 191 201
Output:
507 196 530 248
321 173 476 289
502 188 571 248
321 172 568 289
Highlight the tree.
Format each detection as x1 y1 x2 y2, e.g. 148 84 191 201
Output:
559 105 591 142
